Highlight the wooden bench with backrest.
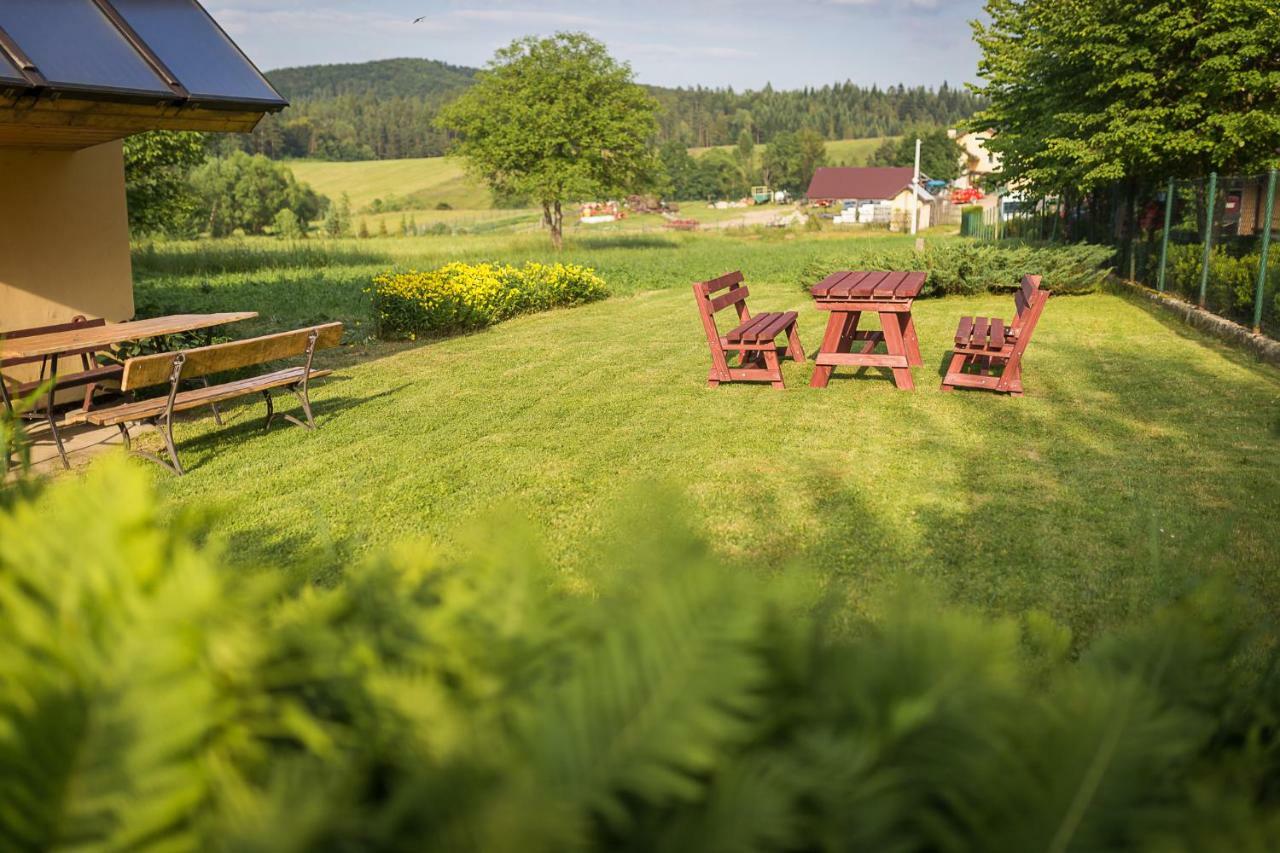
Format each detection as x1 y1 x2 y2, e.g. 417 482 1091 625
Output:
693 271 805 389
78 322 343 475
1 316 123 469
941 274 1050 396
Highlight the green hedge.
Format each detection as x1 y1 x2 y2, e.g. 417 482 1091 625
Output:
3 460 1279 851
369 261 608 339
1163 244 1278 330
797 241 1114 297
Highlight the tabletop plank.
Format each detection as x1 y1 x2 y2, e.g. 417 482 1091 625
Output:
0 312 258 360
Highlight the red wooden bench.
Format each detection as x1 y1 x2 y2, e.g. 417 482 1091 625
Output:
693 271 804 389
941 274 1050 396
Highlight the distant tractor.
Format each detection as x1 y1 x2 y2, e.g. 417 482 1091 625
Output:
752 185 772 205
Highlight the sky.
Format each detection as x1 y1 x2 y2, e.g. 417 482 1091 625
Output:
205 0 987 91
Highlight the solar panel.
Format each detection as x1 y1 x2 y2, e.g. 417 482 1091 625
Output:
110 0 286 106
0 0 171 97
0 50 28 87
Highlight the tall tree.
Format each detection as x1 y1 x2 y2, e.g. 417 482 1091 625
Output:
971 0 1280 194
437 33 658 249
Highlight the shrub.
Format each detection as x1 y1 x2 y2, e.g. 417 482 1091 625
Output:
1164 244 1278 329
796 241 1114 297
369 261 608 339
2 461 1280 851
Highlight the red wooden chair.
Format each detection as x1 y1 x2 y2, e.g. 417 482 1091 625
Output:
693 271 804 389
941 274 1050 396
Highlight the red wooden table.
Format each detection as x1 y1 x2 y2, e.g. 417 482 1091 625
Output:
809 270 926 390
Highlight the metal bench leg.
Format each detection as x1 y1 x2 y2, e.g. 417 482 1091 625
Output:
199 377 225 426
262 390 277 432
283 382 316 430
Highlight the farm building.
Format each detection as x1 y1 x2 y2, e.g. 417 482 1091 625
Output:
950 129 1001 191
0 0 285 334
805 166 935 230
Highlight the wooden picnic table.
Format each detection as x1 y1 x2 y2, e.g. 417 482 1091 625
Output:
1 311 257 468
809 271 926 390
0 312 257 362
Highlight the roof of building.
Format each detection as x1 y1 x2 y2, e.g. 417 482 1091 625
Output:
0 0 285 108
0 0 286 148
807 167 924 201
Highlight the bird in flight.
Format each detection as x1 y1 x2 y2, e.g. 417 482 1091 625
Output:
413 15 427 23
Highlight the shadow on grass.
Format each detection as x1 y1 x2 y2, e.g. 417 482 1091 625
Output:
569 235 682 251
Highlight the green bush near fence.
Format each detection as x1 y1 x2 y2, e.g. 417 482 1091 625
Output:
1163 244 1278 329
4 460 1280 851
797 241 1113 297
369 261 608 339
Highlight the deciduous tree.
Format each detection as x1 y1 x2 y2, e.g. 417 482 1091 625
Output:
437 33 658 249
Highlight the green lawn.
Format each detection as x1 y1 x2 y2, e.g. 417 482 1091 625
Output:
128 232 1280 646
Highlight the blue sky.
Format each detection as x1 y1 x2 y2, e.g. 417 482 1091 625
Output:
206 0 987 90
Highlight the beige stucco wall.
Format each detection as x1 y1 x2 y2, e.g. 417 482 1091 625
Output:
0 141 134 334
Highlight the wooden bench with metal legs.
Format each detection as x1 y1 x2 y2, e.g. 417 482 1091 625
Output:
941 275 1050 396
78 322 343 475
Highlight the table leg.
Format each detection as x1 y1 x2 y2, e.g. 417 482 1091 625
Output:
879 311 915 390
46 350 70 469
810 310 852 388
900 312 923 367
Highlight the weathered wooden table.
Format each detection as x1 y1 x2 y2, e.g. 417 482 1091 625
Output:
809 271 926 390
1 312 257 468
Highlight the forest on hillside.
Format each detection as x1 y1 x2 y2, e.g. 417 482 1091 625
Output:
240 58 982 161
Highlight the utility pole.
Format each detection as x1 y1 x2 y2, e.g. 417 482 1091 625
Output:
910 137 922 235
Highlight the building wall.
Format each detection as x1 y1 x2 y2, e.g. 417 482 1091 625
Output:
890 189 932 230
0 141 134 334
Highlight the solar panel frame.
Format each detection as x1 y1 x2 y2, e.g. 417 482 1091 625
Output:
0 0 174 99
108 0 287 109
0 49 30 88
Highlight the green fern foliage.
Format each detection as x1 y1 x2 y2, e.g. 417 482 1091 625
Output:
1 461 1278 851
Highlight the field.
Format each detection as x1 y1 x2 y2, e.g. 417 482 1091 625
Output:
284 135 896 233
127 228 1280 647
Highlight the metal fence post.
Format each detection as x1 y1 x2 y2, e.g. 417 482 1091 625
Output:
1198 171 1218 307
1252 168 1277 333
1156 178 1174 292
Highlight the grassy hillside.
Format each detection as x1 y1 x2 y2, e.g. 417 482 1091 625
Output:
285 157 489 212
289 135 895 216
691 137 894 168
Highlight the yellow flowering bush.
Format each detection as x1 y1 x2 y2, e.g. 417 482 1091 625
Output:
369 261 607 339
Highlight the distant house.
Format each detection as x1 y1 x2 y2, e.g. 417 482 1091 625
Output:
805 167 935 230
950 130 1001 191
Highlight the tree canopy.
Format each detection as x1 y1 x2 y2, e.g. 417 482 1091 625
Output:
971 0 1280 194
123 131 208 237
241 58 982 161
437 33 658 248
762 130 829 195
867 128 962 181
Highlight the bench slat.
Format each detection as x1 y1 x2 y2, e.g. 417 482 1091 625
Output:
8 364 122 395
955 317 974 346
750 311 796 342
725 312 774 343
122 323 342 391
709 285 749 312
85 367 332 426
698 270 745 295
989 318 1006 349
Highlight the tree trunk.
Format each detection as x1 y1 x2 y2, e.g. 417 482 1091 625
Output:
549 200 563 250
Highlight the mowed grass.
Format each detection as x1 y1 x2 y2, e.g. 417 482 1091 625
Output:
127 232 1280 645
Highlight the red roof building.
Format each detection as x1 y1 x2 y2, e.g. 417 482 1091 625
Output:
806 167 921 202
